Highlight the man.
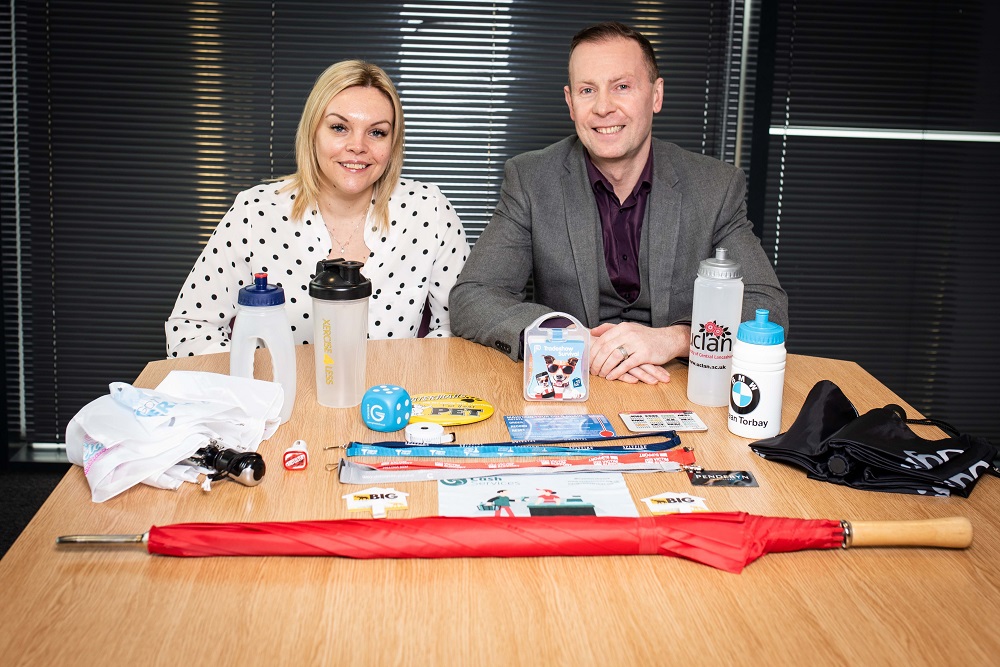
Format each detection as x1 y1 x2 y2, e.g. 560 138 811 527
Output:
450 22 787 385
487 490 516 518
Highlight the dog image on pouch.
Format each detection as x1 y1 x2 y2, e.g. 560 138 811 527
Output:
534 371 556 399
543 355 579 396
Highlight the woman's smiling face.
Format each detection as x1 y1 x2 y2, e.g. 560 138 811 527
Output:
314 85 395 199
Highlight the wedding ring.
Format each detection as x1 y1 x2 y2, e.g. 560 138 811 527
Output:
617 345 630 360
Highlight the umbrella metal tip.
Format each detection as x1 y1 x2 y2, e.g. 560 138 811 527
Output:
55 533 148 546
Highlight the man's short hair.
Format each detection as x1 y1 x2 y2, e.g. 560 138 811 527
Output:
569 21 659 82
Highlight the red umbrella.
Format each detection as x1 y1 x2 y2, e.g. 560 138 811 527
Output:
58 513 972 574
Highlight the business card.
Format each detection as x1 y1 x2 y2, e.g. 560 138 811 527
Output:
619 410 708 433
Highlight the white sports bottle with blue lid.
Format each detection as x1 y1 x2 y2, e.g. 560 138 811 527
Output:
728 309 786 438
229 272 297 423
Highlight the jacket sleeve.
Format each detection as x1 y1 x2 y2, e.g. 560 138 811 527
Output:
449 157 554 360
711 168 789 333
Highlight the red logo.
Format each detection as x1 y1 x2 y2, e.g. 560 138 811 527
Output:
283 450 308 470
702 320 730 337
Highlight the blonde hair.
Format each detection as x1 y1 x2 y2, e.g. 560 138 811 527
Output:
281 60 405 232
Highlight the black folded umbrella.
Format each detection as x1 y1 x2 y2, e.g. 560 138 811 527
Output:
750 381 999 497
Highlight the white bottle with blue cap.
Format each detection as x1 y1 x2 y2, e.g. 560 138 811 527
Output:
728 309 786 439
230 272 297 424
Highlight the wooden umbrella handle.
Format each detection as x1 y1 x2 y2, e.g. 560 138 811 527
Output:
845 517 972 549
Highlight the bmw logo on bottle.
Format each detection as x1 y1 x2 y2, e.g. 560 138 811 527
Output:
730 373 761 415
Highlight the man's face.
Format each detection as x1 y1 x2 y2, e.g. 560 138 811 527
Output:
564 37 663 172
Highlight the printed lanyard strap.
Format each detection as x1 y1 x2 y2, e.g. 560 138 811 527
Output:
345 431 681 458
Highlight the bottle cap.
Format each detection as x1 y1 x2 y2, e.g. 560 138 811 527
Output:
238 273 285 306
309 259 373 301
697 248 743 280
737 309 785 345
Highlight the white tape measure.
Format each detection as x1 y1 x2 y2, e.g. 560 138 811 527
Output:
404 422 456 444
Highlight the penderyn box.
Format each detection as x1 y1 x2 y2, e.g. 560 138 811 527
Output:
523 312 590 402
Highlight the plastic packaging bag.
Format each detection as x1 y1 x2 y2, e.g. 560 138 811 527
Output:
66 371 283 502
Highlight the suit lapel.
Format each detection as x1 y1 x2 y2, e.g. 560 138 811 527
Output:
561 144 601 326
647 141 682 327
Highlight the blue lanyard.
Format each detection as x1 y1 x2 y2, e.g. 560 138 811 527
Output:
346 431 680 458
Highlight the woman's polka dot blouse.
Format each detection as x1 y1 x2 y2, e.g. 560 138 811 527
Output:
165 178 470 358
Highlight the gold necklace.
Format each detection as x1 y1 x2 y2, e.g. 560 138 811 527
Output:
326 204 370 255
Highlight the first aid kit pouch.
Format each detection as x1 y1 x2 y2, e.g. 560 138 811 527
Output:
523 312 589 402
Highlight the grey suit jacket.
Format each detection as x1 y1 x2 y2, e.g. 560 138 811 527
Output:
450 136 788 360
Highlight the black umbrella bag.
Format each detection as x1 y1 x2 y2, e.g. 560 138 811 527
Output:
750 380 999 497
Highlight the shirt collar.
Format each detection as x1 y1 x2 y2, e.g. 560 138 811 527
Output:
584 145 654 201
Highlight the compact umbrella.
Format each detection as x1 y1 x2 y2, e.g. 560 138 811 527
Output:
57 512 972 574
751 381 999 497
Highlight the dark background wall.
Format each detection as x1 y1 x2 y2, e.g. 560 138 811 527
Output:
759 0 1000 441
1 0 747 453
1 0 997 478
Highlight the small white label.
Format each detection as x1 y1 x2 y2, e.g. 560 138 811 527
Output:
619 411 708 432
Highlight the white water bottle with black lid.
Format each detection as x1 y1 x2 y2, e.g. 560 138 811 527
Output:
687 248 744 406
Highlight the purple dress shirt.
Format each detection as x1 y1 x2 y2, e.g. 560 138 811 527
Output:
584 147 654 303
518 147 655 358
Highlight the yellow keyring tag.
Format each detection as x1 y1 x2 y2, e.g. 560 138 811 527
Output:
408 393 494 426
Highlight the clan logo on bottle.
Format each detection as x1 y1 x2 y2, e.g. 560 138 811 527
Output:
691 320 733 353
730 373 760 414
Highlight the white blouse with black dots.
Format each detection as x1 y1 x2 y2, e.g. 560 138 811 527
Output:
165 177 470 358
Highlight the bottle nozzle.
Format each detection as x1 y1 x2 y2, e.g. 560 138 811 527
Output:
339 261 364 284
238 272 284 306
736 309 784 345
697 248 741 280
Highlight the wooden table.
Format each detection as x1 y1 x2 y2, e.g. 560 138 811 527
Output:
1 339 997 666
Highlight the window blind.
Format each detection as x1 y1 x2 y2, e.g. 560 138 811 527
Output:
2 1 746 453
763 0 1000 442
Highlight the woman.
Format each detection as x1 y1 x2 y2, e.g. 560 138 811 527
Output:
165 61 469 357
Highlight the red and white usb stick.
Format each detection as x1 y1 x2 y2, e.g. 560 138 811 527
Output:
283 439 309 470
